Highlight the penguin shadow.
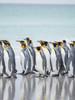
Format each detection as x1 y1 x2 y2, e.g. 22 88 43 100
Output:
20 75 36 100
2 78 16 100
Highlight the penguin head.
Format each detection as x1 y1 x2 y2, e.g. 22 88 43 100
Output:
2 40 10 47
25 37 30 42
43 41 49 46
34 46 42 52
69 43 74 48
21 44 26 49
16 40 26 45
37 40 44 47
0 40 2 45
29 40 33 44
56 42 63 46
52 43 58 47
71 41 75 46
16 40 26 48
62 40 66 44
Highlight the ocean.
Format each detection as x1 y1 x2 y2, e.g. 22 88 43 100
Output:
0 4 75 100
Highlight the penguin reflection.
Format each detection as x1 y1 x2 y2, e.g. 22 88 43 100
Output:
3 79 16 100
20 76 35 100
68 78 75 100
0 78 7 100
50 78 59 100
36 78 46 100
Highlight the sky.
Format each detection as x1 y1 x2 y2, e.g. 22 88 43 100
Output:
0 0 75 4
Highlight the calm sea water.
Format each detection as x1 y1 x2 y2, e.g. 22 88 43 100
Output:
0 4 75 42
0 4 75 100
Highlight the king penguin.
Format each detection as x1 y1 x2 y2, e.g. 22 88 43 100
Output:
67 43 75 77
0 40 6 76
25 37 37 72
50 43 60 76
17 40 31 75
42 41 52 74
2 40 17 78
56 42 66 74
29 39 37 71
34 46 47 76
37 41 48 74
62 40 70 72
72 41 75 51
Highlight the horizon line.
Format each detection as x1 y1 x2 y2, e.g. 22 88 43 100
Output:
0 3 75 5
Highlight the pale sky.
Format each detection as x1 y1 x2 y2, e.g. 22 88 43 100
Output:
0 0 75 4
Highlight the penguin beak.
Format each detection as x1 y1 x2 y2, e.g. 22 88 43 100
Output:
34 47 37 49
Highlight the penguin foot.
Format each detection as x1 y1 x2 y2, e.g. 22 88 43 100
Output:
0 74 3 77
68 75 74 78
18 70 25 75
44 75 48 77
60 71 68 76
5 76 11 78
24 72 29 75
15 69 17 73
18 73 24 75
33 69 38 72
46 71 50 75
51 74 59 77
13 76 17 78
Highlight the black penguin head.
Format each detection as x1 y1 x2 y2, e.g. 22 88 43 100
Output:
43 41 49 46
71 41 75 46
29 40 33 44
21 44 26 48
16 40 26 45
57 42 62 46
69 43 74 48
37 41 44 46
2 40 10 47
63 40 66 43
52 43 58 47
34 46 42 51
25 37 30 42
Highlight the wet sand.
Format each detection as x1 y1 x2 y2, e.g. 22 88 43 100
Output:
0 74 75 100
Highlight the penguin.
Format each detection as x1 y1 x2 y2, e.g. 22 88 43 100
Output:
56 42 66 74
29 39 37 71
67 43 75 77
71 41 75 51
2 40 17 78
0 40 6 76
25 37 37 72
34 46 47 76
62 40 70 71
42 41 52 74
50 43 60 76
17 40 31 75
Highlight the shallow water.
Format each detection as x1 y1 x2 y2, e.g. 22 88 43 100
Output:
0 75 75 100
